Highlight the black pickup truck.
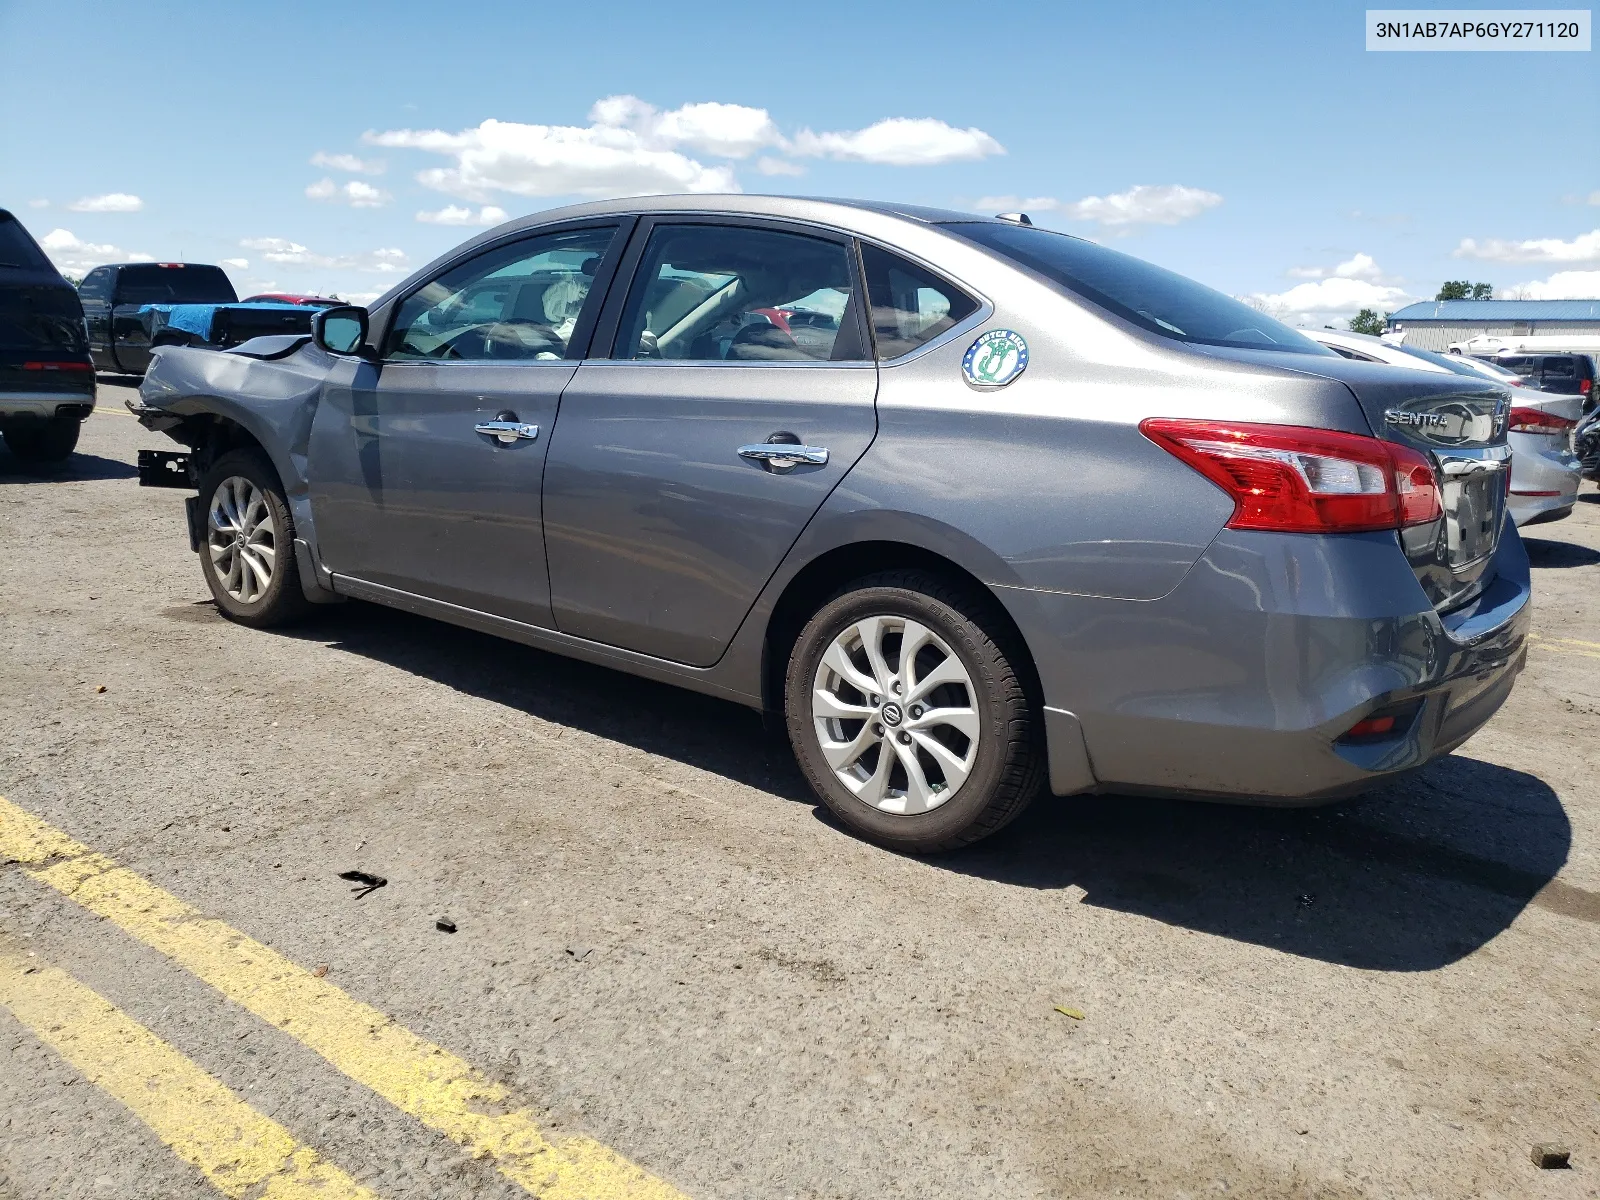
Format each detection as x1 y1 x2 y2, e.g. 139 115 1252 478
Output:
78 263 317 375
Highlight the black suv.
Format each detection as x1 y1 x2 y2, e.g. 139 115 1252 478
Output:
1481 352 1597 410
0 209 95 466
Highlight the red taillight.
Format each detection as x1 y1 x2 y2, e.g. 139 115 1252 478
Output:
1345 715 1396 738
1507 406 1577 435
21 361 93 372
1139 419 1443 534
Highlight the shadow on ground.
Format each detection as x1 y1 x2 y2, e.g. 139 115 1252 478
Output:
0 449 137 483
1524 537 1600 568
254 598 1571 973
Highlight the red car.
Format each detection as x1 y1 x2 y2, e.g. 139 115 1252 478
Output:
241 293 343 308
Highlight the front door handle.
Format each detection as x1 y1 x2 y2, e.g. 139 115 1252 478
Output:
474 420 540 445
738 443 829 471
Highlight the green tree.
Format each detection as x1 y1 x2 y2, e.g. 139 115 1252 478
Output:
1349 308 1388 336
1436 281 1494 301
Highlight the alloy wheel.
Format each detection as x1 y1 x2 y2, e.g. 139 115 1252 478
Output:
207 476 277 604
810 615 981 815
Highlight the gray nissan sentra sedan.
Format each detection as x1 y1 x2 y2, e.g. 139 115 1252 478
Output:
130 195 1528 852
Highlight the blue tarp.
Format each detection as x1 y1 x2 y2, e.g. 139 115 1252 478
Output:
138 301 308 342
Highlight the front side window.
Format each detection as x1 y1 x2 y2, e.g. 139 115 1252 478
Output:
385 226 617 361
78 268 111 300
947 221 1334 355
860 244 979 360
613 224 861 362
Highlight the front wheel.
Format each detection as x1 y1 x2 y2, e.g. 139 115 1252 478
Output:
784 570 1044 853
3 417 81 466
195 449 310 627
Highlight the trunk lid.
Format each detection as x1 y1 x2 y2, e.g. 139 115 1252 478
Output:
1197 347 1512 614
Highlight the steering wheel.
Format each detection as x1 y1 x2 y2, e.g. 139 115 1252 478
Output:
440 320 565 360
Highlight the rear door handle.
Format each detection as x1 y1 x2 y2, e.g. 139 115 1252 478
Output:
474 420 540 445
738 444 829 471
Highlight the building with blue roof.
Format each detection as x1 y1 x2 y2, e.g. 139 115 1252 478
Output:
1387 299 1600 350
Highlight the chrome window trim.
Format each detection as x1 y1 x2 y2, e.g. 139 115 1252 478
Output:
852 233 995 368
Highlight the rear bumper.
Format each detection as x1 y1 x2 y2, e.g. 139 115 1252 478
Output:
999 525 1530 802
0 391 95 421
1507 434 1580 526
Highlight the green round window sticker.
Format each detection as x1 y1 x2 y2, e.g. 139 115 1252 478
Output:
962 329 1029 388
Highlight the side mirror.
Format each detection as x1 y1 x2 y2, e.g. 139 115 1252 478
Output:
312 306 370 356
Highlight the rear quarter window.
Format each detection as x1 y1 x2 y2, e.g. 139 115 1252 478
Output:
0 216 53 272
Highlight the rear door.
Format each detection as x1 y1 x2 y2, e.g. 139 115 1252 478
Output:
306 221 627 628
542 217 878 666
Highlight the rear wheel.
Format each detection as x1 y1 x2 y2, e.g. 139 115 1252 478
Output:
785 570 1044 853
2 417 81 466
196 449 310 627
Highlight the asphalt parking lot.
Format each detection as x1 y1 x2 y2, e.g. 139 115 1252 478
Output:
2 382 1598 1200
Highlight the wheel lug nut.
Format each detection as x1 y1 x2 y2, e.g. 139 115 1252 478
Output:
909 705 923 719
897 731 912 745
891 681 902 695
873 723 884 736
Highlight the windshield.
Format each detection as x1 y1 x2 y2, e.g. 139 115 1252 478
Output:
1394 343 1488 379
0 215 52 271
946 222 1332 354
114 264 237 305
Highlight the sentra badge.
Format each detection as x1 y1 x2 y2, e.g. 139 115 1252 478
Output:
963 329 1029 388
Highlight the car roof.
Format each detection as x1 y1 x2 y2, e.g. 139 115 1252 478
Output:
480 194 1006 238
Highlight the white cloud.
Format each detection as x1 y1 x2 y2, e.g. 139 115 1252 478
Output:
1059 184 1221 228
1588 191 1600 206
588 96 782 158
310 151 385 175
368 115 739 200
27 198 49 209
337 290 385 306
240 237 408 273
38 228 150 274
305 178 393 208
1502 270 1600 300
1243 276 1412 323
973 185 1221 229
791 117 1003 166
68 193 144 213
416 204 509 226
1285 252 1385 282
220 257 250 270
367 99 1002 198
1454 228 1600 265
756 157 806 178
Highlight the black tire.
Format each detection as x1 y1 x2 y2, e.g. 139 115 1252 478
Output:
784 570 1045 853
195 448 311 628
3 417 81 466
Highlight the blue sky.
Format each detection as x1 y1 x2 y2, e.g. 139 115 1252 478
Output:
2 0 1596 319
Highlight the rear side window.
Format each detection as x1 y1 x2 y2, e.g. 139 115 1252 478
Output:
947 222 1333 355
113 264 237 305
613 223 864 362
1541 357 1576 380
1496 356 1539 379
860 244 978 360
0 215 52 271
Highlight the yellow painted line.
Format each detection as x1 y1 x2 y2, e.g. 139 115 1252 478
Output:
0 797 688 1200
0 951 377 1200
93 406 135 418
1527 633 1600 660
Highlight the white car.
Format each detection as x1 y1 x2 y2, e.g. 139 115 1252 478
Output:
1305 328 1581 527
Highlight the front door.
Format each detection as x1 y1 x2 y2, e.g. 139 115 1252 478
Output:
307 223 624 628
542 219 879 667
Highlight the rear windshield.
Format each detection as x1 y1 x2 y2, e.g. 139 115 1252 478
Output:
1395 343 1489 379
114 264 237 305
0 215 52 271
946 222 1332 355
0 284 87 353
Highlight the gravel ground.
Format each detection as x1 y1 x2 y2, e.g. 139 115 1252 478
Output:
2 383 1597 1200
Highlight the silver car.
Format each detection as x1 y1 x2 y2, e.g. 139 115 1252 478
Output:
131 196 1529 852
1305 328 1581 526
